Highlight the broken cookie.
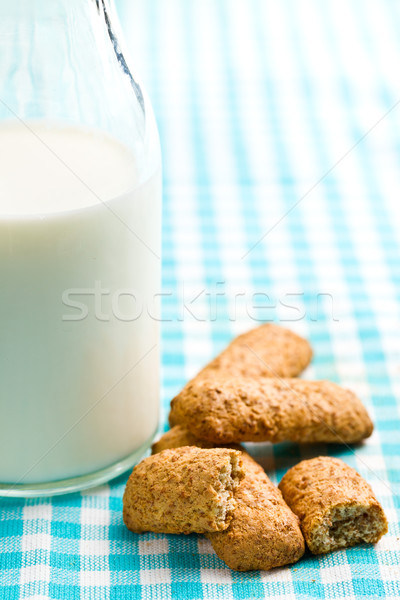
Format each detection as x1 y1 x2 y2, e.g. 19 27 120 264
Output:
152 426 305 571
123 446 243 535
278 456 388 554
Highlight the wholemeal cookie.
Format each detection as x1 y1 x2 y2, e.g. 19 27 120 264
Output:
206 452 305 571
169 377 373 444
123 447 243 535
152 426 305 571
279 456 388 554
195 323 312 381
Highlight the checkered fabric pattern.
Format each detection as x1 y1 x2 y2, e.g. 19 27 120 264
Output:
1 0 400 597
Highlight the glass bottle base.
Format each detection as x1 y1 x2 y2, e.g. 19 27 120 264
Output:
0 436 154 498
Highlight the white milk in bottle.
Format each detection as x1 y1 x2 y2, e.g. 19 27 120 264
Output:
0 122 161 488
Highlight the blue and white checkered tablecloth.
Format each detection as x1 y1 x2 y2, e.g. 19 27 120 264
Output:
1 0 400 598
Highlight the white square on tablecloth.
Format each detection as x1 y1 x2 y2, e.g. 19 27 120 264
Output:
138 538 169 555
140 568 171 585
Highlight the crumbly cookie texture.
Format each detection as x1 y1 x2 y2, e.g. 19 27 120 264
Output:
169 377 373 444
123 447 243 535
196 323 313 381
278 456 388 554
152 426 305 571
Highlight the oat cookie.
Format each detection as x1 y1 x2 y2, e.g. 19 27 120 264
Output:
279 456 388 554
195 323 312 381
169 378 373 444
152 426 305 571
123 447 243 535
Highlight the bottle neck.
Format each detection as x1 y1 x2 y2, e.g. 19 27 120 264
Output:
0 0 159 181
0 0 143 126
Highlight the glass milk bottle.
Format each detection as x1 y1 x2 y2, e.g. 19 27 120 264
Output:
0 0 161 496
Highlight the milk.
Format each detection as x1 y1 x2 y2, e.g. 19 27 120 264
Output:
0 123 161 484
